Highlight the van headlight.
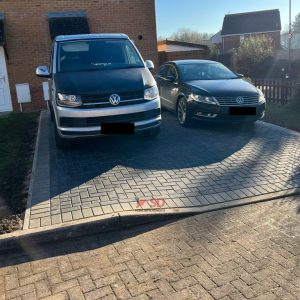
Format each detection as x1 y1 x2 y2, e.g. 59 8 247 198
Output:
57 93 82 107
144 85 159 100
258 89 266 103
189 93 218 105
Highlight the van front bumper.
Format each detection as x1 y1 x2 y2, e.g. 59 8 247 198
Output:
53 98 161 138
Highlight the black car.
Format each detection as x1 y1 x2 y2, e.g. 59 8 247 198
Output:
155 60 266 126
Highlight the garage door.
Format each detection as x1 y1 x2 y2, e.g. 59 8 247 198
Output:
0 46 12 112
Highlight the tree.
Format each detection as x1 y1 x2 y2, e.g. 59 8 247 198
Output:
292 12 300 32
233 35 274 77
167 28 213 44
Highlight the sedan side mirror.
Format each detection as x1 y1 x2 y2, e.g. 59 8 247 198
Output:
36 66 51 78
145 60 155 70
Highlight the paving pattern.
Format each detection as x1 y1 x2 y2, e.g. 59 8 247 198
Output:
26 111 300 229
1 197 300 299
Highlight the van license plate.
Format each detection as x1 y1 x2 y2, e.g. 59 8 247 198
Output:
101 123 134 135
229 107 256 115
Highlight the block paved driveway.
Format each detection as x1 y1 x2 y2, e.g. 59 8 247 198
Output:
1 197 299 299
26 111 300 229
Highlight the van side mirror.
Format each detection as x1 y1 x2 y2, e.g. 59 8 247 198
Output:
145 60 154 70
166 75 176 82
36 66 51 78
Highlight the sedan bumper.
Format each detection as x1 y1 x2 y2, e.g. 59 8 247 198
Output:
188 101 266 123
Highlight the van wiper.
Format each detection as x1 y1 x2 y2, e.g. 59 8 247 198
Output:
79 68 102 72
117 65 144 69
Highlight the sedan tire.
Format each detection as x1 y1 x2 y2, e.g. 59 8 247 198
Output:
177 97 192 127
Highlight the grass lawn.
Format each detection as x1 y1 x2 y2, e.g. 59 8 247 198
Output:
264 101 300 133
0 112 39 233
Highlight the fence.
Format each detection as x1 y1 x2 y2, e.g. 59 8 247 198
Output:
253 79 298 104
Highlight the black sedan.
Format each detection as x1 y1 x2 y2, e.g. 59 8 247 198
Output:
155 60 266 126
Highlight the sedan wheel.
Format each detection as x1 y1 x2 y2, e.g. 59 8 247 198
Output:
177 97 191 127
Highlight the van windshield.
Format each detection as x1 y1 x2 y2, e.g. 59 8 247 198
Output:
57 39 145 72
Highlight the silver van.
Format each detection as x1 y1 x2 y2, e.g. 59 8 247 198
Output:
36 34 161 148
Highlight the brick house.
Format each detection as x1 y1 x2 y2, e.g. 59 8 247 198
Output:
158 40 210 65
0 0 158 113
221 9 282 53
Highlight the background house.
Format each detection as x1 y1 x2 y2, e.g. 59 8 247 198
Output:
0 0 158 113
210 31 222 52
157 39 209 65
221 9 282 53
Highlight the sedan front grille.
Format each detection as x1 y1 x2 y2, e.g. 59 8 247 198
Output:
215 95 259 106
59 108 161 128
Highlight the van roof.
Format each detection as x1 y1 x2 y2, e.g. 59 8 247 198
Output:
55 33 129 42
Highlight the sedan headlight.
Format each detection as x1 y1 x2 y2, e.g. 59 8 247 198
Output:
189 93 218 105
258 89 266 103
57 93 82 107
144 85 159 100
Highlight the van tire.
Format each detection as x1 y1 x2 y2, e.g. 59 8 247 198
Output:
54 126 69 150
48 102 54 122
143 126 160 138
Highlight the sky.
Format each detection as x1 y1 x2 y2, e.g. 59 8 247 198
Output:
155 0 300 38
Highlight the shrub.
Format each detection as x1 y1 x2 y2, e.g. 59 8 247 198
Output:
233 35 274 77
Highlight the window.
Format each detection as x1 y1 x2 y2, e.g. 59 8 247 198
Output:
0 12 5 46
167 65 178 81
178 62 238 81
48 11 90 40
57 39 144 73
156 65 170 79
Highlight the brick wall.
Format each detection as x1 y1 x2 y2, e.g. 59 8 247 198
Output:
0 0 158 112
158 50 210 66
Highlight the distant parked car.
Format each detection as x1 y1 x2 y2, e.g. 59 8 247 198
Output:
155 60 266 126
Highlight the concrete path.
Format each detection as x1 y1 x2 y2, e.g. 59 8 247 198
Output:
1 197 299 299
24 111 300 229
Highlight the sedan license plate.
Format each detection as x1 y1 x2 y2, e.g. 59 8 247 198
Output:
229 107 256 116
101 123 134 135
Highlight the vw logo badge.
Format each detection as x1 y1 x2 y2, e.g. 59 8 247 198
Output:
236 96 244 104
109 94 121 106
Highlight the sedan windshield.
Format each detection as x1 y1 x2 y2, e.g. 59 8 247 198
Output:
57 39 144 72
178 63 238 81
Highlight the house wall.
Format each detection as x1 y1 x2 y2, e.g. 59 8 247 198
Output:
158 50 210 66
223 31 281 53
0 0 158 112
275 49 300 61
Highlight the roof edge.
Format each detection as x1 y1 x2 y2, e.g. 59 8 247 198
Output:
158 39 208 49
224 8 280 18
55 33 129 42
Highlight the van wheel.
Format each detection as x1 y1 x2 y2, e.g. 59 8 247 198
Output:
177 97 192 127
54 126 69 149
47 102 54 122
143 127 160 138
